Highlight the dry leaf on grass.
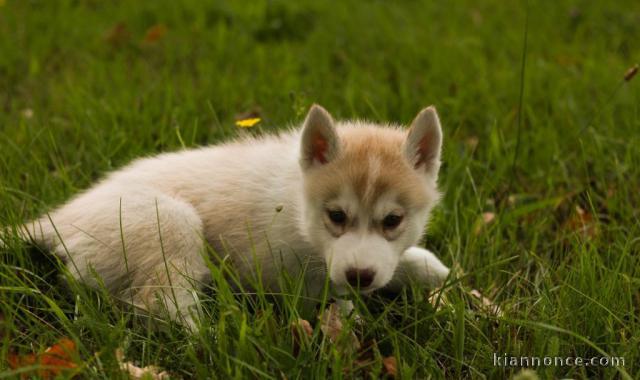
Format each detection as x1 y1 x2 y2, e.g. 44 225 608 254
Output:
427 286 453 311
382 356 397 378
291 318 313 356
427 285 502 317
511 368 540 380
464 136 479 152
469 289 503 316
293 318 313 337
7 338 79 379
562 205 598 239
143 24 167 43
319 303 361 354
115 348 171 380
21 108 34 119
473 211 496 235
624 64 638 82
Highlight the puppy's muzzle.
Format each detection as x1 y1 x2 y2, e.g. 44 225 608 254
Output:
345 267 375 288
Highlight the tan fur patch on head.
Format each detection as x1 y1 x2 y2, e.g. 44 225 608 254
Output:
304 123 432 211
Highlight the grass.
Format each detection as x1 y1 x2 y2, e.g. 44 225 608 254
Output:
1 0 639 378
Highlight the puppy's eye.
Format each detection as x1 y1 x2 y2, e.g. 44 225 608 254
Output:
382 214 403 229
327 210 347 225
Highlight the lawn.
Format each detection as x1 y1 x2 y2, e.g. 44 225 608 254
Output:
1 0 639 378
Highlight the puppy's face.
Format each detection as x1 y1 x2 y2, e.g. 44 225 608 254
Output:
299 105 442 294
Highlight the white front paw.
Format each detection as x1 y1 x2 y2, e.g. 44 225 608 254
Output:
404 246 450 287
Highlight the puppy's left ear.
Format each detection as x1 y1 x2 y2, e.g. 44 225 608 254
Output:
300 104 340 170
404 106 443 178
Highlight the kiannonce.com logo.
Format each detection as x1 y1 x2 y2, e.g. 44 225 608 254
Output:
493 353 625 367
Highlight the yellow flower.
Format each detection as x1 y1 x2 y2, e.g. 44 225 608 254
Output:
235 117 261 128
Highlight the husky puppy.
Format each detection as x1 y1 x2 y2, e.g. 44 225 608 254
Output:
7 105 449 328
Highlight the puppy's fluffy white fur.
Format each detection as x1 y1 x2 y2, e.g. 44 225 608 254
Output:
8 105 450 328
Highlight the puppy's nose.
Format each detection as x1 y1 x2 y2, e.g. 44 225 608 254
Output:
345 268 375 288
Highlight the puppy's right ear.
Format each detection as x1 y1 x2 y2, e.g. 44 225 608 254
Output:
404 106 443 179
300 104 339 170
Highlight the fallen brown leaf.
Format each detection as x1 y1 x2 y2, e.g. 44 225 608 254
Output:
115 348 170 380
8 338 79 379
464 136 479 151
382 356 397 378
291 319 313 356
624 64 638 82
21 108 34 119
427 286 452 311
319 303 361 354
606 186 616 199
469 289 503 316
562 205 598 239
143 24 167 43
473 211 496 235
511 368 540 380
295 319 313 337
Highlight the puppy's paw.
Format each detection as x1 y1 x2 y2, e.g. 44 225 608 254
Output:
404 246 450 287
